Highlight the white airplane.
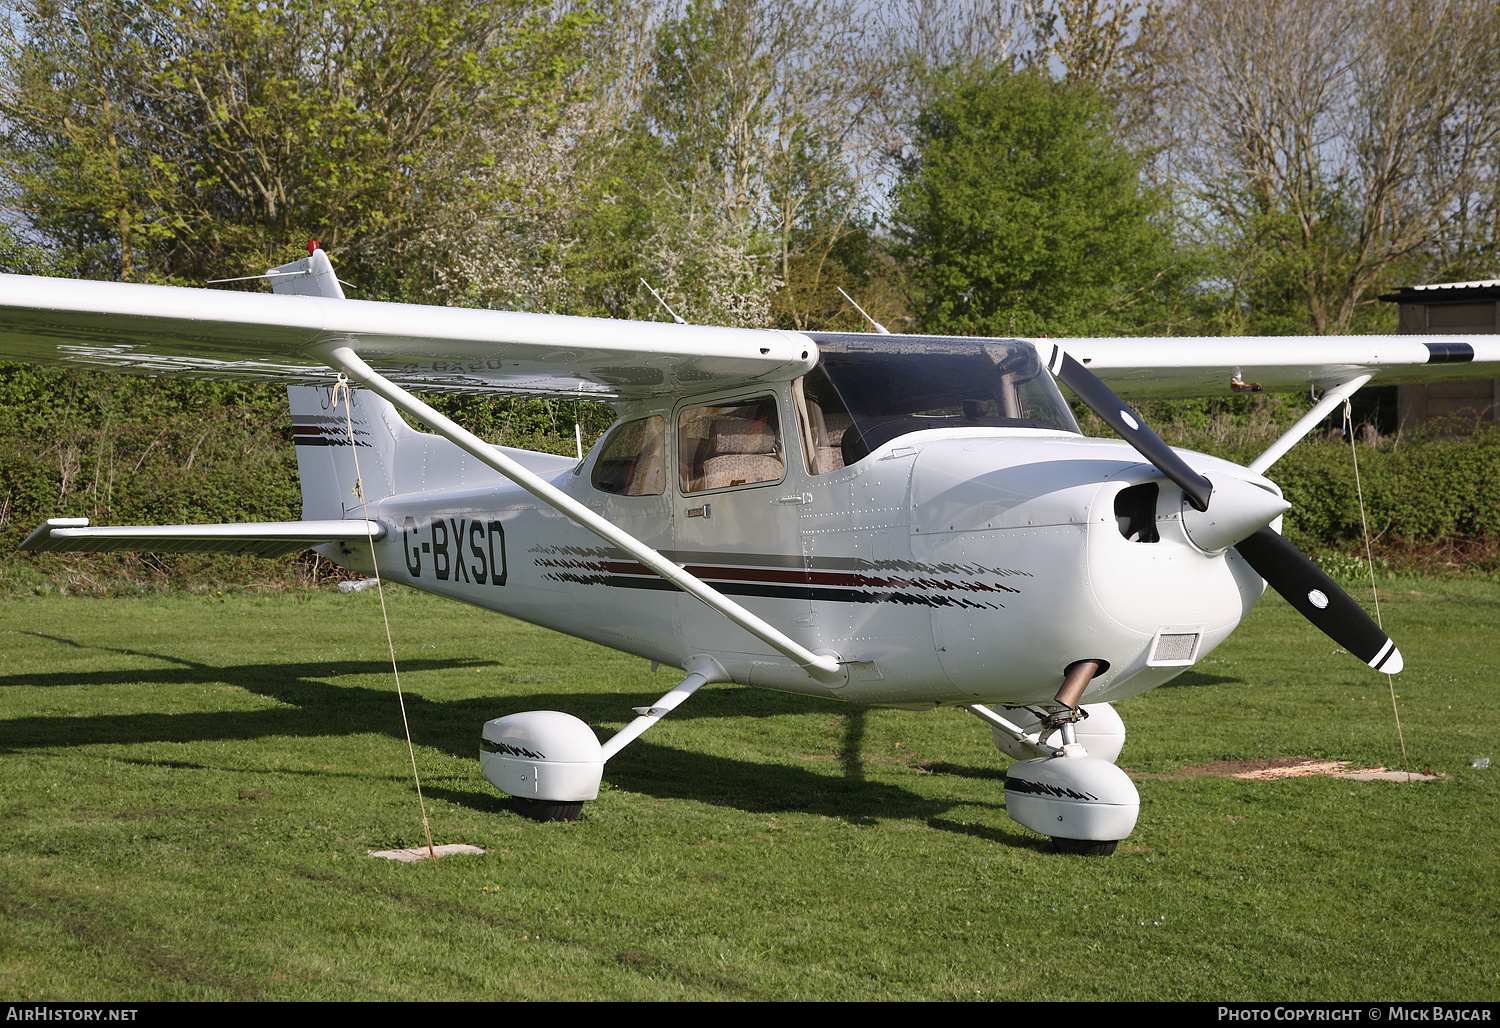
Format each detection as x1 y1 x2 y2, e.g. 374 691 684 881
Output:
5 245 1496 855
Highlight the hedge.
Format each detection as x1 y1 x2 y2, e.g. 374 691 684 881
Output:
1 371 1495 593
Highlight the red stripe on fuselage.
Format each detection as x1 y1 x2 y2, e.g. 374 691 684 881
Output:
596 560 1018 594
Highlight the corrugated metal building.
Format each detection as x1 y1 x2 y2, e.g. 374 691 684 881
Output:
1381 280 1500 429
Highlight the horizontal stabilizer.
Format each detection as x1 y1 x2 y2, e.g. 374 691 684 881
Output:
20 518 385 559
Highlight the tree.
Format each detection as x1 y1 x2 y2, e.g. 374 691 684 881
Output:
1162 0 1500 334
0 0 593 296
1021 0 1172 152
892 68 1189 338
644 0 884 328
427 0 890 331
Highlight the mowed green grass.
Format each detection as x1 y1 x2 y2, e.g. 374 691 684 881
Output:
1 580 1497 1001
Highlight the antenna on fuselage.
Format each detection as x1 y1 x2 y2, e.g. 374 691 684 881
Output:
837 287 890 334
640 279 686 325
574 386 584 461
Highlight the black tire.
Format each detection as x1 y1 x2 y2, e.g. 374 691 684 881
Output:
1052 836 1118 856
513 797 584 822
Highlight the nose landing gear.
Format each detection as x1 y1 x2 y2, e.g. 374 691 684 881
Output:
1003 749 1139 855
974 660 1141 855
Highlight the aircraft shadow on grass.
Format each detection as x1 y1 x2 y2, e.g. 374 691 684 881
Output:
2 633 1044 848
1157 670 1243 689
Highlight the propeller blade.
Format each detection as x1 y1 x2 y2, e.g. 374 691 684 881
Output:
1041 343 1213 512
1233 527 1403 674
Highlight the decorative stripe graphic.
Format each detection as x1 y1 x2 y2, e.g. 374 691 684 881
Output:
291 414 373 447
481 738 545 759
1424 341 1475 364
1004 777 1098 801
529 545 1030 609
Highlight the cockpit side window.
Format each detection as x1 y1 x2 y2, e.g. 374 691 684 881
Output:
678 396 784 493
591 415 666 495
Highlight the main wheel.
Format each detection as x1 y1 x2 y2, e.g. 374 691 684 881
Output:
513 797 585 822
1052 836 1118 856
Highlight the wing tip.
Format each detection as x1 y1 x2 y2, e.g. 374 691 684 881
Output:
19 517 90 550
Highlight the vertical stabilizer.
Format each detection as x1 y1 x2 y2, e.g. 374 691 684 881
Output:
279 244 392 520
287 384 412 520
269 245 345 299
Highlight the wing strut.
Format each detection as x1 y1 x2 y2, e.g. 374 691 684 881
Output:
311 343 845 686
1246 374 1371 475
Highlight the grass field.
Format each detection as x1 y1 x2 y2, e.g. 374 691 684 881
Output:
1 579 1497 1001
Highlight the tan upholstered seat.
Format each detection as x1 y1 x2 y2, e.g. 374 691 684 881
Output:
699 416 782 488
711 417 778 455
701 453 783 489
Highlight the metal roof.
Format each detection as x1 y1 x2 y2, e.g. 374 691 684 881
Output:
1379 279 1500 303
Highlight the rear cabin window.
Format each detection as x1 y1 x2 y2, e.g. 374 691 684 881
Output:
591 416 666 495
678 396 784 493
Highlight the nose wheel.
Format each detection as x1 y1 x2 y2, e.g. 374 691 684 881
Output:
992 659 1139 854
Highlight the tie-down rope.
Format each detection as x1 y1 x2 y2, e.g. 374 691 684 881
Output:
333 375 437 857
1342 400 1413 781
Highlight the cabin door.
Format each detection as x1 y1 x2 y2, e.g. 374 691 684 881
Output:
672 391 810 657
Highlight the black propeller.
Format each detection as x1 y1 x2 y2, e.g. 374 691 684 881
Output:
1233 527 1402 673
1041 343 1213 512
1037 341 1402 675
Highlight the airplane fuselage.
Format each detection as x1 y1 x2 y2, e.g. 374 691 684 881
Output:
324 398 1269 709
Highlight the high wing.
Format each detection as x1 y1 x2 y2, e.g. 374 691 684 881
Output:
1060 335 1500 397
0 269 1497 399
0 273 816 401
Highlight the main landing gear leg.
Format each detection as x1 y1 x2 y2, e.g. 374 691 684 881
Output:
598 656 725 763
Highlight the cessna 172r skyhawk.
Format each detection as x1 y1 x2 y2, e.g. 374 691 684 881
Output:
6 246 1497 854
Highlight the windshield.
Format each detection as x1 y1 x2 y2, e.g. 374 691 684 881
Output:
806 333 1081 464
